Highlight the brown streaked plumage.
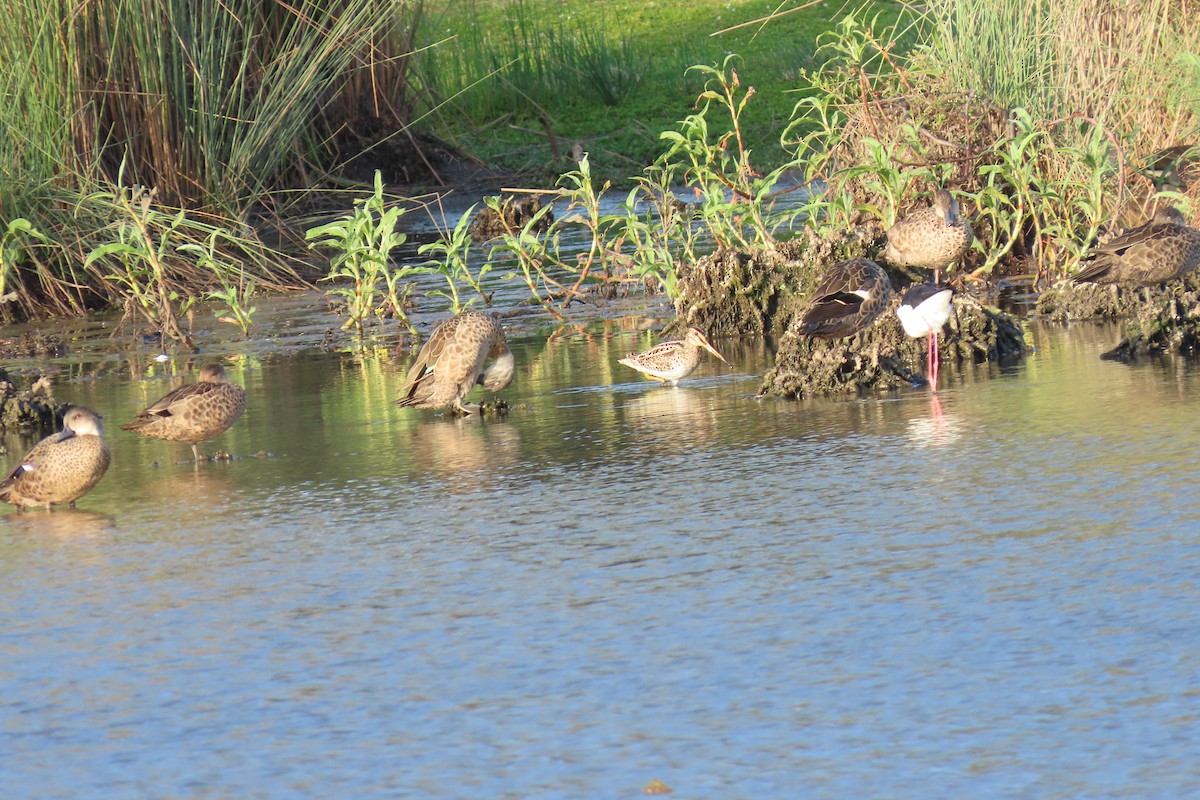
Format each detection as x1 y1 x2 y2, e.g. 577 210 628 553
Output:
618 327 730 386
396 311 515 415
882 189 974 282
0 406 111 510
797 258 893 339
122 363 247 460
1072 207 1200 286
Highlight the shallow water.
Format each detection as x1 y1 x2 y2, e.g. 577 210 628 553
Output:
3 312 1200 798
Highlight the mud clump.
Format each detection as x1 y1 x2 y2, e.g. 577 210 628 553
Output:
1034 275 1200 360
469 195 554 241
1034 279 1161 321
1099 289 1200 361
0 371 64 433
759 295 1026 399
0 331 64 359
668 229 877 339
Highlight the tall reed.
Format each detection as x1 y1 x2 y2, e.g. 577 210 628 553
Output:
0 0 417 318
912 0 1200 160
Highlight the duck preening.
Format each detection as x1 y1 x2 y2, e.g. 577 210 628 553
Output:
396 311 515 415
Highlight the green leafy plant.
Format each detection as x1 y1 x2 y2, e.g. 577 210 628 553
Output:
83 179 198 349
306 171 428 341
418 202 493 313
0 218 46 319
181 232 258 337
655 56 809 261
486 196 565 321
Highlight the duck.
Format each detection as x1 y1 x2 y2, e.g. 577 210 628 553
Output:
0 406 111 510
122 363 247 461
796 258 893 339
1072 207 1200 286
896 283 955 393
882 189 974 282
619 327 730 386
396 311 514 415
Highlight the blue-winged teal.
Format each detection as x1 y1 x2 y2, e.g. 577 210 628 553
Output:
619 327 729 386
396 311 514 415
797 258 893 339
0 406 111 510
1073 207 1200 286
883 189 974 282
122 363 247 460
897 283 955 393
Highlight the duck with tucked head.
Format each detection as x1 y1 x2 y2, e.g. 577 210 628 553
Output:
797 258 893 339
122 363 247 461
619 327 730 386
0 406 111 511
1072 207 1200 286
396 311 515 415
882 189 974 283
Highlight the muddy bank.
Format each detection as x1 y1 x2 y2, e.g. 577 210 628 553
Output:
0 371 64 434
666 229 878 340
1035 275 1200 360
759 294 1026 399
660 226 1025 397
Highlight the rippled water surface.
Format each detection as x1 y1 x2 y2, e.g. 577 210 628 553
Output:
3 312 1200 798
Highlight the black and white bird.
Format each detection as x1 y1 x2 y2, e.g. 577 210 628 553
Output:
896 284 954 393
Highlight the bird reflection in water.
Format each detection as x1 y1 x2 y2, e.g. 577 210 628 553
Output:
402 417 521 476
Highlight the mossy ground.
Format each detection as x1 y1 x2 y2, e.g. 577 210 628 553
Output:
1036 275 1200 361
0 371 64 434
760 294 1026 398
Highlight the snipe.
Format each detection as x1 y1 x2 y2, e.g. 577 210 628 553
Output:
619 327 730 386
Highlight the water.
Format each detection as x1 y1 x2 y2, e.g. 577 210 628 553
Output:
3 309 1200 798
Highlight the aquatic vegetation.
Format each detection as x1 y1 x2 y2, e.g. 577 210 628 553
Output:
208 278 258 339
306 172 429 340
0 0 396 319
83 180 199 349
486 195 565 322
419 202 493 313
183 232 258 337
658 57 798 253
0 219 45 321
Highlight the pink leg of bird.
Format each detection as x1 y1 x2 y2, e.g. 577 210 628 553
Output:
928 331 940 393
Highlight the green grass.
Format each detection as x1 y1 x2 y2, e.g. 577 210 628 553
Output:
415 0 904 184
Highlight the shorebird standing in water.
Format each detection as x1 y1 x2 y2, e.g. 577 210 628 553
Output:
882 189 974 283
896 283 954 393
1072 207 1200 286
796 258 893 339
122 363 247 461
0 406 111 510
619 327 730 386
396 311 515 415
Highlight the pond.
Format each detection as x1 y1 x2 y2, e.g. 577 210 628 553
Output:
2 302 1199 798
